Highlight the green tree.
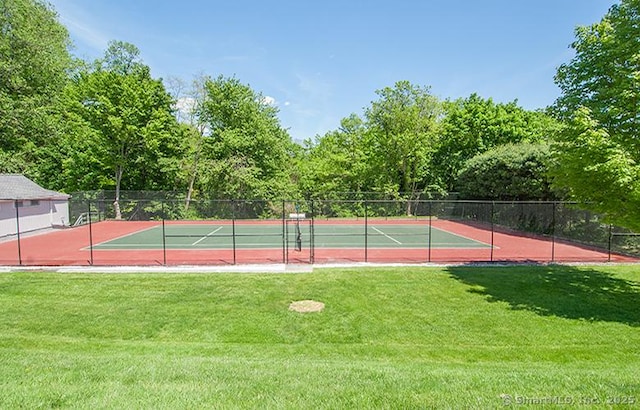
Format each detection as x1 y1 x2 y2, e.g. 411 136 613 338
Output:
168 74 211 210
551 108 640 228
64 41 182 218
456 142 557 201
364 81 442 201
299 114 368 198
552 0 640 230
0 0 71 183
435 94 559 191
196 75 296 200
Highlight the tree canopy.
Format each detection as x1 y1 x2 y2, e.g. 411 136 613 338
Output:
301 88 560 202
552 0 640 230
194 75 296 200
434 94 560 191
63 41 182 217
298 114 368 198
0 0 71 180
364 81 442 197
301 81 444 203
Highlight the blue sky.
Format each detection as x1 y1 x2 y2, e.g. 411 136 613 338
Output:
48 0 614 141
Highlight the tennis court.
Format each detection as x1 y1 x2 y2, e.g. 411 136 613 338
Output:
91 221 490 250
83 219 491 264
0 216 634 266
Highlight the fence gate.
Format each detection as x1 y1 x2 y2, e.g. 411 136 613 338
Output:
285 213 313 263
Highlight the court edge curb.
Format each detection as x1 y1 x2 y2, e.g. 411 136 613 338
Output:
0 261 638 274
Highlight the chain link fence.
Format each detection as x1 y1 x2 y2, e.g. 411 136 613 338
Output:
1 191 638 266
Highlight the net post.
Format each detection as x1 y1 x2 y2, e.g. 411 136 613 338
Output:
293 202 304 253
15 200 22 266
295 210 302 252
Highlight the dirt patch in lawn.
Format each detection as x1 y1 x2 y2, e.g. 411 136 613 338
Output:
289 300 325 313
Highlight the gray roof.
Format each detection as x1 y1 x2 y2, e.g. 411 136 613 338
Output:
0 174 70 200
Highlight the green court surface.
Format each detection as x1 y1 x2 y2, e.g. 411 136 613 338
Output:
91 223 490 250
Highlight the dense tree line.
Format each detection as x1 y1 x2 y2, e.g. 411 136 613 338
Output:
1 0 638 228
300 85 560 202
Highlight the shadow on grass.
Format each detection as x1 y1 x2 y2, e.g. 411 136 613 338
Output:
447 265 640 326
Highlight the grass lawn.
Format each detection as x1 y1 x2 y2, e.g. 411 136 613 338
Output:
0 265 639 408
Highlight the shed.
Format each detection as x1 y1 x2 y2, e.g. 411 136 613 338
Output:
0 174 71 237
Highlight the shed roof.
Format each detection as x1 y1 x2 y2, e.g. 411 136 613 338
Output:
0 174 70 200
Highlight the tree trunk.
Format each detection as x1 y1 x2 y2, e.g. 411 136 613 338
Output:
185 176 195 211
114 165 123 220
185 137 202 211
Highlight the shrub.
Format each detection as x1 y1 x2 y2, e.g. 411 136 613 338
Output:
456 143 558 201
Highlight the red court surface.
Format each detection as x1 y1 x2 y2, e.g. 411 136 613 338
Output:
0 219 636 266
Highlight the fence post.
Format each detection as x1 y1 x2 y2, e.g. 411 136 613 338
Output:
490 201 495 262
88 200 94 265
310 199 315 263
364 199 368 262
161 217 167 266
608 224 613 262
161 200 167 266
15 200 22 266
232 200 237 265
551 202 556 262
428 201 432 263
282 200 286 264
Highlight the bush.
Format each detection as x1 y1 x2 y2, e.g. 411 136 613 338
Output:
455 143 558 201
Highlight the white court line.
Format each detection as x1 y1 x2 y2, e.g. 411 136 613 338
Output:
430 225 496 248
192 226 223 246
84 225 161 250
371 226 402 244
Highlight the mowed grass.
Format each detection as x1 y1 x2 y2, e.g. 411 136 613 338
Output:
0 265 639 408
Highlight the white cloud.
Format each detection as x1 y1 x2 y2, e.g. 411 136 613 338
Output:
262 95 277 106
173 97 198 124
175 97 196 113
173 97 212 136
